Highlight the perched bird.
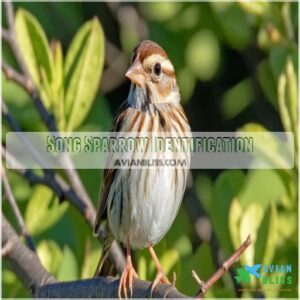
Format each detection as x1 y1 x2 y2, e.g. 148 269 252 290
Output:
94 40 191 297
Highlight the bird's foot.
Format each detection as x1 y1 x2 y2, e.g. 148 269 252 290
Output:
118 263 138 298
150 269 171 295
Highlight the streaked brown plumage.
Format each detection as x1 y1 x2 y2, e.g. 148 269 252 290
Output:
94 40 191 297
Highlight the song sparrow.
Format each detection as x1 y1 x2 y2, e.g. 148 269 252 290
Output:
94 40 191 297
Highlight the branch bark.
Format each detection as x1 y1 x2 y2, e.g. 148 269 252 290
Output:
3 213 251 298
34 277 186 298
2 215 56 291
2 215 186 298
193 235 252 298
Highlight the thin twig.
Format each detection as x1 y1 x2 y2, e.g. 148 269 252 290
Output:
2 166 36 251
4 0 29 76
2 60 33 92
193 235 252 298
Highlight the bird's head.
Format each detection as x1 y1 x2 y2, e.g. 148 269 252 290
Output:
126 40 179 106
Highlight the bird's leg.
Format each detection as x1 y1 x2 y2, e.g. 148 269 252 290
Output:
118 238 138 298
148 246 171 294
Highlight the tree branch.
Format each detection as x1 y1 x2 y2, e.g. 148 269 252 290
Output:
2 145 126 273
2 166 36 251
2 215 56 291
2 60 33 92
34 277 186 298
193 235 252 298
3 211 250 298
3 214 185 298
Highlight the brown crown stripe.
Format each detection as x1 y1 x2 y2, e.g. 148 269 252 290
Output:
136 40 168 63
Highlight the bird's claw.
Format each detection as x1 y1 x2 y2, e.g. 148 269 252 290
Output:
150 270 171 295
118 264 138 298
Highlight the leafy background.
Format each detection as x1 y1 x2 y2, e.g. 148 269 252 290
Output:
2 1 298 298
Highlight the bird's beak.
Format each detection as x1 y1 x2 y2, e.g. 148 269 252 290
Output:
125 59 146 88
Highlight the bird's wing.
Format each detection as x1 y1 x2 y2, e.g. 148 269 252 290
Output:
93 169 117 234
93 101 129 234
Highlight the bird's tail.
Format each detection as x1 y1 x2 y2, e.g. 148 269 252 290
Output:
94 233 114 277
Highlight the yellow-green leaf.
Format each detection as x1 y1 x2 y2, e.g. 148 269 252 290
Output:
15 9 54 107
229 197 242 250
57 246 78 281
51 41 65 130
81 247 100 279
37 240 63 275
64 17 105 131
255 203 277 268
25 186 68 235
239 203 264 266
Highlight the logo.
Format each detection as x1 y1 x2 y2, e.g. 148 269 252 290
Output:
235 264 261 283
234 264 293 289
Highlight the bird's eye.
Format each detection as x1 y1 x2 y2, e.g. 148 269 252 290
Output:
153 63 162 76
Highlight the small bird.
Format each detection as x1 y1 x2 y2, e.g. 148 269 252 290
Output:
94 40 191 297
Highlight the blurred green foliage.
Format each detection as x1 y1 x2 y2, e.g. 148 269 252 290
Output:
2 1 298 298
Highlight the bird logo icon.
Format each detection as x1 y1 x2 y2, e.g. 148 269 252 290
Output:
235 264 261 283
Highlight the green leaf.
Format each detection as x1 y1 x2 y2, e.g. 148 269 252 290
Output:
15 8 54 107
37 240 63 275
229 198 242 250
81 246 100 279
255 203 277 268
64 17 105 131
277 211 297 240
186 30 220 81
51 41 65 130
57 246 78 281
138 256 147 281
239 203 264 266
211 170 246 255
221 79 254 119
211 3 252 50
177 67 196 104
159 249 180 276
238 169 289 209
140 2 182 22
257 60 278 109
269 46 290 81
285 57 298 163
278 73 292 133
25 186 68 235
239 123 294 170
238 1 271 16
